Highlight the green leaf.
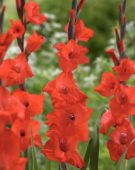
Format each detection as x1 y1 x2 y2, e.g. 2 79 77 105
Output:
89 122 100 170
83 137 92 170
45 158 51 170
116 151 127 170
31 128 39 170
24 149 31 170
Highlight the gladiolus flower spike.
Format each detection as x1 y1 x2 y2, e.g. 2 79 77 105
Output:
95 0 135 162
42 0 94 169
0 0 45 170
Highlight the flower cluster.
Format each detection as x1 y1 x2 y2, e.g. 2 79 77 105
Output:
0 0 46 169
95 0 135 162
42 0 94 168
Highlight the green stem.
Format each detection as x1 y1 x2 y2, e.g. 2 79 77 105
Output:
0 1 5 33
59 163 68 170
68 0 78 40
45 159 51 170
125 160 128 170
30 126 39 170
89 123 99 170
116 149 127 170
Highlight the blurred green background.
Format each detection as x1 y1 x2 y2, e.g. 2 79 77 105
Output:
3 0 135 169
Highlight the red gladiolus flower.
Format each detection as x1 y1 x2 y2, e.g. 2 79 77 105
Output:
42 132 84 169
75 19 94 42
126 141 135 159
11 158 27 170
0 111 11 134
106 48 119 65
0 86 25 120
65 19 94 42
4 96 25 120
113 58 135 81
13 89 44 118
0 53 33 86
9 20 25 38
95 72 119 97
100 110 114 134
0 129 27 170
109 85 135 121
43 72 87 108
12 119 41 151
54 40 89 72
24 0 47 25
107 119 135 161
46 103 92 141
26 31 45 54
107 140 125 162
0 32 13 61
34 134 42 147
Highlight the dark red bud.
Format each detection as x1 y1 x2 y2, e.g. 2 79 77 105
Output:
78 0 86 11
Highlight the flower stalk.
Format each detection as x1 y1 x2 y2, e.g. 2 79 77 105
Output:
0 2 5 33
95 0 135 166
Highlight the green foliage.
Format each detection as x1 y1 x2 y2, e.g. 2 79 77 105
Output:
40 0 135 60
31 132 40 170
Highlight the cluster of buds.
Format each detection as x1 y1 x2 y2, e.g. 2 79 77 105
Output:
95 0 135 161
42 0 94 168
0 0 46 169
